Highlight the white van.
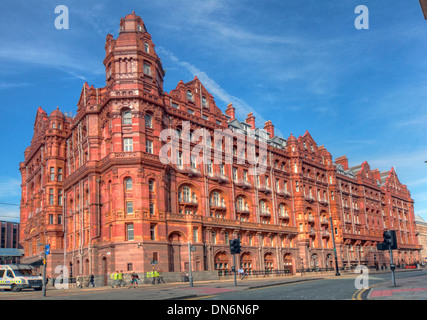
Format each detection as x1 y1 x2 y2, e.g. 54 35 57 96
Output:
0 264 43 292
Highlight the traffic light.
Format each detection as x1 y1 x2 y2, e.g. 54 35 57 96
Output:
229 239 241 254
377 230 397 250
383 230 397 250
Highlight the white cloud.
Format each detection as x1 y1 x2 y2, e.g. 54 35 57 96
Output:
0 177 21 199
0 206 20 222
158 47 285 137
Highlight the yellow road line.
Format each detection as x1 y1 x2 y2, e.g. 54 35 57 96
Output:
186 294 218 300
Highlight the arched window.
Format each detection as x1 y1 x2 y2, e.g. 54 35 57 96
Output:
124 178 132 191
182 186 191 202
212 192 220 207
145 114 152 128
123 111 132 125
260 200 266 214
202 96 208 107
149 179 155 192
279 204 285 216
237 197 244 210
144 42 149 53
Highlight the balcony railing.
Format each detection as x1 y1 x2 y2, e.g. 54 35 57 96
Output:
321 230 330 237
179 197 198 206
318 198 329 205
210 202 227 210
208 172 229 183
234 179 252 189
259 210 271 217
236 206 250 214
176 164 201 177
258 185 272 194
277 189 291 197
320 219 329 225
305 195 316 203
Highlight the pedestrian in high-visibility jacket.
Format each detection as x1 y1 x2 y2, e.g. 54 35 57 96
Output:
118 270 125 287
111 271 119 288
153 270 160 285
146 271 152 285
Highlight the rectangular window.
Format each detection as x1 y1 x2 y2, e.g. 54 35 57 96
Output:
150 224 156 241
149 203 155 215
127 263 133 272
58 168 63 182
177 152 183 167
124 138 133 152
49 214 54 225
50 167 55 181
58 189 63 206
58 214 63 225
193 227 198 243
153 252 158 264
126 201 134 214
146 140 153 154
126 224 134 241
143 63 151 75
233 167 238 181
49 188 54 205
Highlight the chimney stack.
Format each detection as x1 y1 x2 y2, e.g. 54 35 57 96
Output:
246 112 255 129
335 155 349 170
225 103 235 121
264 120 275 138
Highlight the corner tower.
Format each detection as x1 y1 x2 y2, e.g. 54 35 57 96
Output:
104 12 165 97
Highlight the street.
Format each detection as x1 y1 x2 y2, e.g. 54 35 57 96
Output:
0 269 425 301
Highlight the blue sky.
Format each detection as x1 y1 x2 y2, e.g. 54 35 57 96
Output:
0 0 426 222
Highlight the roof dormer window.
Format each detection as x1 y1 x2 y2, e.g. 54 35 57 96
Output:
202 96 208 108
187 90 193 102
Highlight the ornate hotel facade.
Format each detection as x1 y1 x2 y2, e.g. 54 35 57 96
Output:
19 12 421 281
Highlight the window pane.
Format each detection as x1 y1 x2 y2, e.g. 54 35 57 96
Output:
124 138 133 151
145 114 152 128
123 112 132 125
125 178 132 190
127 224 134 241
126 202 134 214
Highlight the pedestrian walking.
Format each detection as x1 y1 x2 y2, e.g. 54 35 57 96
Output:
90 274 95 287
129 271 139 289
111 271 119 288
118 270 125 287
76 275 83 288
154 270 160 284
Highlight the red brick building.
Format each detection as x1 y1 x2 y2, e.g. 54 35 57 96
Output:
19 12 421 282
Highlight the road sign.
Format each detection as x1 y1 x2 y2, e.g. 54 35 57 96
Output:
45 244 50 255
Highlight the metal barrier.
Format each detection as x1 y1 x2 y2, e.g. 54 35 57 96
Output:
218 269 293 277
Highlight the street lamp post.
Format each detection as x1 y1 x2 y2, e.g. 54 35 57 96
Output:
327 184 340 276
188 242 194 287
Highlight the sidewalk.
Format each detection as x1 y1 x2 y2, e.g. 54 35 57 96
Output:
43 269 426 300
52 273 332 299
368 271 427 300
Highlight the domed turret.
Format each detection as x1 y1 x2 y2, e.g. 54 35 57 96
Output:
50 106 65 119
